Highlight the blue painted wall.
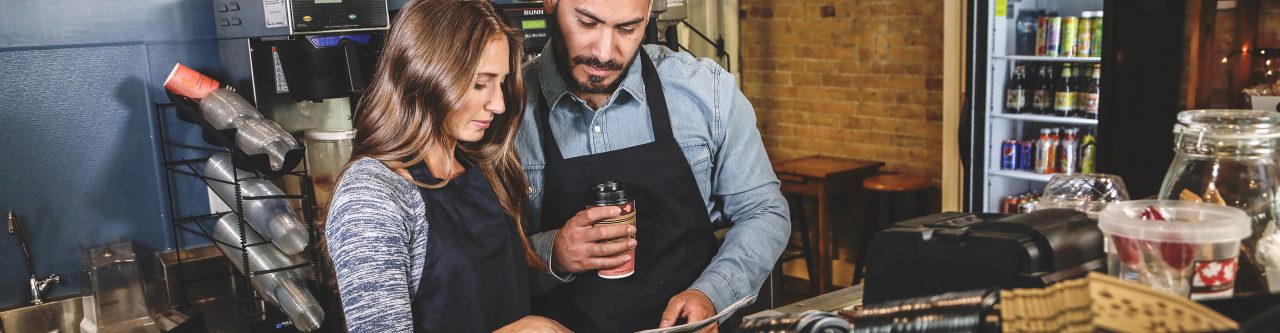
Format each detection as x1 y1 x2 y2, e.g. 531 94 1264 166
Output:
0 0 221 308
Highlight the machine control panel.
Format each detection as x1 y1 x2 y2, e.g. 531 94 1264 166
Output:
494 1 550 54
291 0 389 33
212 0 389 39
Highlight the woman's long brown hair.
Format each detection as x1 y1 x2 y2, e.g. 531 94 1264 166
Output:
329 0 544 269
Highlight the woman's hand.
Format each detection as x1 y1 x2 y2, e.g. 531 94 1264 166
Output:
495 316 573 333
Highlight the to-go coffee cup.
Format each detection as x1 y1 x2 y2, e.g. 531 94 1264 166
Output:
587 181 637 279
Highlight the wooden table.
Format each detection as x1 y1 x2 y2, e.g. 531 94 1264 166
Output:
772 156 884 294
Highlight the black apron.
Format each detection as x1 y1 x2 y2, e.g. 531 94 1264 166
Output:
408 156 530 332
531 49 719 332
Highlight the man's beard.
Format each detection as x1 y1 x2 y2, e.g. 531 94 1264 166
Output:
550 16 632 94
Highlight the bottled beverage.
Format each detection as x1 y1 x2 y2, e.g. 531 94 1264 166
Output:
1016 10 1039 55
1055 64 1076 117
1059 128 1079 173
1077 12 1095 57
1074 65 1088 118
1050 128 1061 172
1080 131 1097 174
1033 64 1055 114
1035 128 1057 174
1006 63 1030 114
1084 64 1101 119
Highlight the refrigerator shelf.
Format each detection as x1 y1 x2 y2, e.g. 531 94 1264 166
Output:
993 55 1101 62
989 169 1054 182
991 113 1099 125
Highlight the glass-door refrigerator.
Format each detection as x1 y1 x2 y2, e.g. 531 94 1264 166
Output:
963 0 1189 213
965 0 1105 213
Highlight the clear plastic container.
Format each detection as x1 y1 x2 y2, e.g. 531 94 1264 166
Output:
199 88 263 130
1099 200 1251 300
205 153 310 255
302 129 354 212
234 117 300 172
1157 109 1280 292
1036 173 1129 218
80 241 159 333
212 213 324 332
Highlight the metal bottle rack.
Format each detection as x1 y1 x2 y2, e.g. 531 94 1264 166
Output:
153 90 323 320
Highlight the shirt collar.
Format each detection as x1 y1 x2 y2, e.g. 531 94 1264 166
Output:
536 41 647 111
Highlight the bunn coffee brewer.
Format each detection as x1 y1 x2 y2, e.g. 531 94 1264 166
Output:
862 209 1106 304
492 0 550 59
211 0 394 130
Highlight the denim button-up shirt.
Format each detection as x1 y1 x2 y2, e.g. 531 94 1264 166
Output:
517 43 790 312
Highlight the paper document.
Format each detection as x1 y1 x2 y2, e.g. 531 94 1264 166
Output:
635 295 756 333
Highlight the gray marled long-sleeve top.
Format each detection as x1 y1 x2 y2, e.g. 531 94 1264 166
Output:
326 157 428 332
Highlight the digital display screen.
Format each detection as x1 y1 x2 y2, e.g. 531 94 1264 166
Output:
315 0 342 4
522 19 547 30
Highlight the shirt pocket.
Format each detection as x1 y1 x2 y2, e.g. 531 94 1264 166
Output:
523 164 545 201
679 140 713 197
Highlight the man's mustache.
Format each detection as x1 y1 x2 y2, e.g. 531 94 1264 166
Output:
572 55 624 71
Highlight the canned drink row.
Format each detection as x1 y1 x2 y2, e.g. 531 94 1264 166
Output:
1015 10 1103 58
1000 127 1097 175
1001 191 1042 214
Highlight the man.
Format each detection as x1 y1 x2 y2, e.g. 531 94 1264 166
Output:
516 0 790 331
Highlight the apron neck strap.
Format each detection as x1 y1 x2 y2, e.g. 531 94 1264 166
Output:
537 47 675 163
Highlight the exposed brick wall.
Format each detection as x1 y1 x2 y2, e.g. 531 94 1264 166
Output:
739 0 945 183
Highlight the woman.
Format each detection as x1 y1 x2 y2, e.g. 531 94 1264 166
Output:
325 0 568 331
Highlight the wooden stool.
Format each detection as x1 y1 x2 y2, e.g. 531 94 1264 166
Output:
773 156 884 294
852 174 931 285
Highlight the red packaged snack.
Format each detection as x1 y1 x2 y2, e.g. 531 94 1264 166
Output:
1138 205 1197 270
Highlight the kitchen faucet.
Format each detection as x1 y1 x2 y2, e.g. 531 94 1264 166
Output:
7 211 60 305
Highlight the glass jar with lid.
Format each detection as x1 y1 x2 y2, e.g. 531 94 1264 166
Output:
1158 109 1280 294
303 129 355 212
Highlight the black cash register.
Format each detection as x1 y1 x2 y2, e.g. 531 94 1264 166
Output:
861 209 1105 304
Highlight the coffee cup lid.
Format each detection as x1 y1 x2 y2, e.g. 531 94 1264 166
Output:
586 181 631 205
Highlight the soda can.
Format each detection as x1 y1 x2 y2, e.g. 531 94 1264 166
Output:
1036 16 1049 56
1045 17 1062 57
1001 140 1019 170
1060 17 1079 57
1092 12 1103 57
1077 12 1094 57
1002 195 1020 214
1019 140 1035 170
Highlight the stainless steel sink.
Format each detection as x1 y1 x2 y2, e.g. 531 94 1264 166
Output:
0 295 85 333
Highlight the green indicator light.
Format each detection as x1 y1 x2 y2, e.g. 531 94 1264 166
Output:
522 19 546 30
